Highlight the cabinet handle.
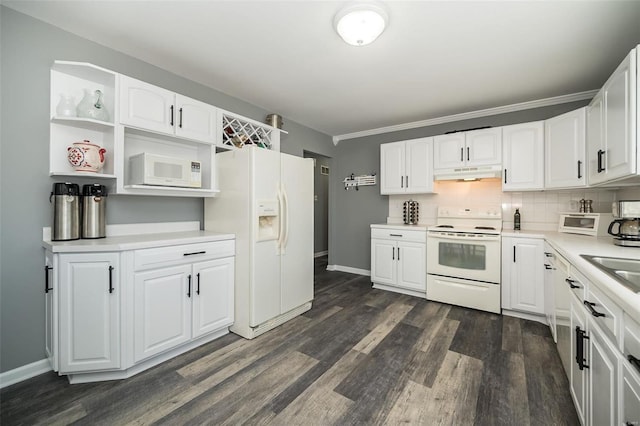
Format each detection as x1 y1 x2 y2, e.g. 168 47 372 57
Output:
389 233 403 237
179 107 183 128
577 160 582 179
504 169 507 184
575 326 589 370
400 176 403 188
466 146 470 162
108 266 114 294
629 355 640 374
583 300 605 318
170 105 174 126
183 251 206 256
597 149 605 173
565 278 581 289
406 175 409 187
392 247 395 260
44 265 53 293
460 147 464 162
187 274 192 298
196 272 200 295
513 246 516 263
544 264 552 270
397 247 400 261
544 252 553 257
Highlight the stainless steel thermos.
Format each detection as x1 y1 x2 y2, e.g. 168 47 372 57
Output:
50 182 81 241
82 184 107 239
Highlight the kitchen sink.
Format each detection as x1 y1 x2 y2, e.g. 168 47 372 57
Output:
581 255 640 293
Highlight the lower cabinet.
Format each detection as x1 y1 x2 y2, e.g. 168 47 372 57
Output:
621 362 640 426
588 319 618 426
58 252 120 373
370 226 426 297
501 236 544 314
44 237 234 383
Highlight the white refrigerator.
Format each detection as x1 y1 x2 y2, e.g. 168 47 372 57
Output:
204 146 314 339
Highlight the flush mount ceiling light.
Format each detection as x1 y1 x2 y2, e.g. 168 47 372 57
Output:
334 2 388 46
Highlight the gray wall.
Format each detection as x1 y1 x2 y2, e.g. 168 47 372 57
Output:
303 152 330 253
329 100 591 270
0 7 334 373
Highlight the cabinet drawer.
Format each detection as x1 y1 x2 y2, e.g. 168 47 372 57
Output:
134 240 235 271
371 228 426 243
624 313 640 375
567 266 589 301
584 283 623 346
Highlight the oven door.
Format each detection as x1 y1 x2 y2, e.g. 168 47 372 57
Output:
427 231 501 283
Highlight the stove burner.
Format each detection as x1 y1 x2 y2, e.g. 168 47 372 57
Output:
475 226 496 230
436 225 454 228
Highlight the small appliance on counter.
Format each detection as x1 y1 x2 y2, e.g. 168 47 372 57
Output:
403 200 419 225
50 182 80 241
558 212 612 237
609 200 640 247
82 184 107 239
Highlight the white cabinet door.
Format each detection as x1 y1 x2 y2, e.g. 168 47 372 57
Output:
380 142 406 194
433 133 465 170
465 128 502 167
502 121 544 191
175 94 217 143
621 362 640 426
570 294 588 426
396 241 426 291
120 75 175 135
589 320 618 426
545 107 586 189
586 91 605 185
59 253 120 373
405 138 433 193
602 49 636 182
45 251 58 372
192 258 234 338
371 239 396 285
506 238 544 314
133 264 191 363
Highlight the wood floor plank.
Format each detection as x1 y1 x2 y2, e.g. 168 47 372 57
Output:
418 350 484 425
406 318 460 387
353 301 414 354
449 309 502 361
501 315 524 353
384 378 432 424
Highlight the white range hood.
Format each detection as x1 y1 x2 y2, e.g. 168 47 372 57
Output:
433 164 502 181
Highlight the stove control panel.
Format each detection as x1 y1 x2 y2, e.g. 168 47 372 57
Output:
437 206 501 219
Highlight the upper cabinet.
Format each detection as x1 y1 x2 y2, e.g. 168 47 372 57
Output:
545 107 587 189
587 47 638 186
120 76 217 143
502 121 544 191
380 137 434 194
433 127 502 170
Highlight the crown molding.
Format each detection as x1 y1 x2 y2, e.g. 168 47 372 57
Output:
332 89 598 144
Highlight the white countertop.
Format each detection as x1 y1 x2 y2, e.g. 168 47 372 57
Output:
43 230 235 253
503 230 640 320
371 223 431 230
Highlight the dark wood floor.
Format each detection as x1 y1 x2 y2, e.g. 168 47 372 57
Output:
1 256 578 425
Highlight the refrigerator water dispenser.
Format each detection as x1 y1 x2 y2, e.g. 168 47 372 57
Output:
257 200 279 241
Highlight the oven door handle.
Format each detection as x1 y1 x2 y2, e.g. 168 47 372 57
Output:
428 234 500 242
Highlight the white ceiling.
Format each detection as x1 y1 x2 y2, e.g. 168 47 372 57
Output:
4 1 640 138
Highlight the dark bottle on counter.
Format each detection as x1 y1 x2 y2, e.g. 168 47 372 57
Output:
514 208 521 230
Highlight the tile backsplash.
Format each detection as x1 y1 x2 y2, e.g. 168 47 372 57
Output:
388 179 640 231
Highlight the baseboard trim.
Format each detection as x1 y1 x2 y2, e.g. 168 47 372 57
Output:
0 359 52 389
326 264 370 276
502 309 548 325
314 250 328 258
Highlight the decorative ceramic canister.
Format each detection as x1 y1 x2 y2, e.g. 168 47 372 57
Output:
67 140 106 172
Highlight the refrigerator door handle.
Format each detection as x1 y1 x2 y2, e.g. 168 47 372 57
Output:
276 189 284 253
281 185 290 252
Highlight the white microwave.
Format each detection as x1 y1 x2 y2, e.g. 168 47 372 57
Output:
558 212 613 237
129 153 201 188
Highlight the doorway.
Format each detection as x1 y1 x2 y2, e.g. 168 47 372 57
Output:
303 151 330 258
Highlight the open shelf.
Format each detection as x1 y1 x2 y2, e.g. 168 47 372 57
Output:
51 116 115 130
50 171 117 179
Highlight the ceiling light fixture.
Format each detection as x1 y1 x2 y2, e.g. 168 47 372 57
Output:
334 2 388 47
